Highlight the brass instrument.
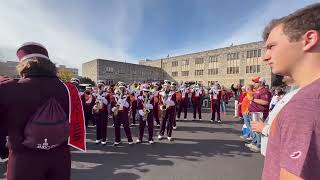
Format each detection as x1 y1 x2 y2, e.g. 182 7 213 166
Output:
93 96 103 113
143 95 150 121
113 93 124 117
159 92 169 119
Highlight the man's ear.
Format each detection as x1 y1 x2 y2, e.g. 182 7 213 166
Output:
302 30 319 51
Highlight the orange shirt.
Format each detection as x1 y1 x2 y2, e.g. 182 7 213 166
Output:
241 92 253 113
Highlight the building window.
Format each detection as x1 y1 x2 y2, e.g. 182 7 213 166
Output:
181 59 189 65
208 68 218 75
195 58 204 64
227 52 239 60
227 59 240 74
172 61 178 67
195 70 204 76
105 67 114 73
209 55 219 63
181 71 189 76
246 58 261 73
172 71 178 77
247 49 262 58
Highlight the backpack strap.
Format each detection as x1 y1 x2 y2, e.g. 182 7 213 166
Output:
63 82 86 152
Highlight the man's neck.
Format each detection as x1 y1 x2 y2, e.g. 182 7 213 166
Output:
291 57 320 88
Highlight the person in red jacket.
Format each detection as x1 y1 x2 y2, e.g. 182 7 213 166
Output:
191 84 205 121
136 84 155 144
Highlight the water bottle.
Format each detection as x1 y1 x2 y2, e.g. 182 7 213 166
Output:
242 124 247 136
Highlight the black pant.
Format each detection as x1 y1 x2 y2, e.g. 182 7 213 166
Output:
84 110 95 128
138 112 154 141
0 135 8 159
94 112 107 141
211 101 221 121
131 100 137 124
192 103 202 119
7 146 70 180
177 99 188 119
159 108 174 137
114 112 133 143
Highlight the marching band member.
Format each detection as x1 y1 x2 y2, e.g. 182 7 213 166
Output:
191 84 205 121
81 87 96 128
209 83 222 123
158 82 176 141
136 84 155 144
170 82 178 130
129 82 139 127
93 82 109 145
177 83 189 121
152 82 161 126
112 82 133 146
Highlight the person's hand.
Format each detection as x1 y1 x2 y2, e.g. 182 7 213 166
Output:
251 121 265 133
248 96 253 101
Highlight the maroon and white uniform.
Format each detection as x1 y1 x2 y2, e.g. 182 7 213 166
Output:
158 90 176 138
209 87 222 121
191 87 205 120
177 86 190 120
111 93 133 144
136 94 154 142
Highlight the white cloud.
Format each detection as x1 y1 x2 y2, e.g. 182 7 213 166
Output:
0 0 144 74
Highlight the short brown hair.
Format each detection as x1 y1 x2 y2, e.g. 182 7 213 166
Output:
16 57 57 77
263 3 320 42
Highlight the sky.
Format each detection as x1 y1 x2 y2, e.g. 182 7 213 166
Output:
0 0 318 73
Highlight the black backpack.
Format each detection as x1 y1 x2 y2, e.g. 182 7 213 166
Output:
22 98 70 150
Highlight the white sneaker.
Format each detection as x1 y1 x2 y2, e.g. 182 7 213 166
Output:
246 137 253 141
173 126 177 130
184 118 187 121
136 139 141 143
101 141 107 145
245 143 255 148
128 141 134 145
114 142 120 146
199 119 202 121
210 120 214 123
158 135 163 140
217 120 222 123
149 140 154 144
250 145 261 152
95 140 101 144
167 137 173 141
0 158 8 163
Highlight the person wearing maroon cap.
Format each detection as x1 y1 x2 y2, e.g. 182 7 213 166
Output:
0 42 77 180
